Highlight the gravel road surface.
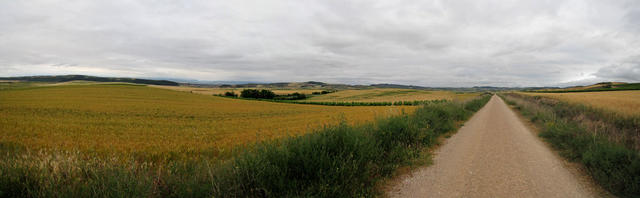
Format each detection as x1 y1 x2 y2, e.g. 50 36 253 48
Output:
388 95 605 198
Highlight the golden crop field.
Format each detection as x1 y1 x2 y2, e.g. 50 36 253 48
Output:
522 90 640 116
304 89 479 102
0 84 415 160
535 82 628 92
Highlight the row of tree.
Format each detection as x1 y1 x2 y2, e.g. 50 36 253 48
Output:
224 89 307 100
311 90 335 95
240 89 277 99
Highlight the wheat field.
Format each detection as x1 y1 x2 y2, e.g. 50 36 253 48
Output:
0 84 414 160
522 90 640 116
304 89 479 102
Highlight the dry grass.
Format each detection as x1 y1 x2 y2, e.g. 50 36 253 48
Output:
522 90 640 116
304 89 479 102
0 84 414 160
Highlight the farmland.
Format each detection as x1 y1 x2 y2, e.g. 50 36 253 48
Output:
153 86 480 105
522 90 640 116
0 82 491 197
0 84 414 160
303 89 479 102
531 82 640 93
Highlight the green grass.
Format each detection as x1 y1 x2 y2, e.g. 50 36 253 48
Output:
500 93 640 197
0 92 491 197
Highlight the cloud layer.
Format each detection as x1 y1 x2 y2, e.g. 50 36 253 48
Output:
1 0 639 86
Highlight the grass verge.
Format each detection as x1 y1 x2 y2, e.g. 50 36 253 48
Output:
500 93 640 197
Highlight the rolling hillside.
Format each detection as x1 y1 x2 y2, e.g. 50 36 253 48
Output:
0 75 179 86
530 82 640 92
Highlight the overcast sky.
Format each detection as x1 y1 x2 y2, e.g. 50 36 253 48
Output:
1 0 639 87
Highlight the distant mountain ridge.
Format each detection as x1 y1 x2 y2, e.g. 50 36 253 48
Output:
0 75 179 86
6 75 613 91
183 81 347 89
184 81 531 91
369 83 427 89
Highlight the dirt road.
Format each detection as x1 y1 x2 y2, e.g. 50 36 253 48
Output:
388 95 604 197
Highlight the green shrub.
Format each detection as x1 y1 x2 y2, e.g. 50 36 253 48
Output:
464 94 492 112
582 143 640 196
224 91 238 97
275 92 307 100
240 89 276 99
312 90 335 95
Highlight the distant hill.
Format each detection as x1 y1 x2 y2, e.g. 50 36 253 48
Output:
0 75 541 91
184 81 360 89
181 81 526 92
369 84 528 91
528 82 640 92
0 75 179 86
370 83 427 89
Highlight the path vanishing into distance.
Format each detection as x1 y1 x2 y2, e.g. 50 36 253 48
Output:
389 95 607 198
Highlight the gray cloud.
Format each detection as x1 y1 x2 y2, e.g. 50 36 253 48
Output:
594 56 640 82
1 0 639 86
